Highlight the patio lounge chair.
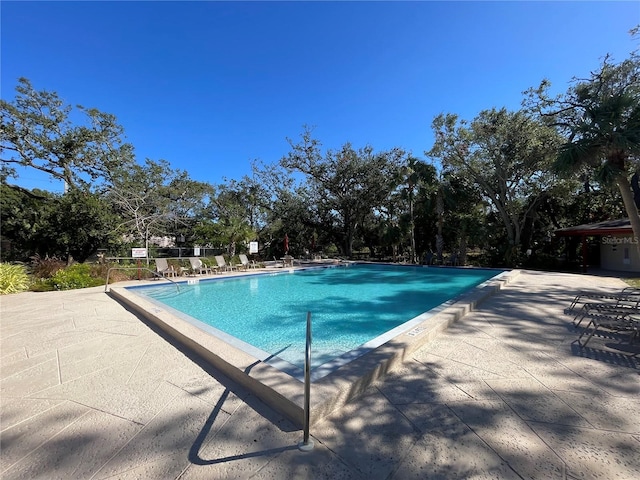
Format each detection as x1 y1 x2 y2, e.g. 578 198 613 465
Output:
238 254 258 270
189 257 216 275
566 287 640 313
215 255 237 272
282 255 295 267
272 256 284 268
573 301 640 328
577 307 640 348
155 258 176 278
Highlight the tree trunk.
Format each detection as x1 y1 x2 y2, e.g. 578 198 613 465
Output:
145 231 150 266
344 219 358 258
616 174 640 260
409 188 416 264
436 188 444 264
459 235 467 266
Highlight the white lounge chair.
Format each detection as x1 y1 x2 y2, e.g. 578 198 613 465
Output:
155 258 176 278
282 255 295 267
215 255 237 272
238 254 258 270
189 257 215 275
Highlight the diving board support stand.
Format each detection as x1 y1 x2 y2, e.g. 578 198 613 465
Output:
298 311 315 452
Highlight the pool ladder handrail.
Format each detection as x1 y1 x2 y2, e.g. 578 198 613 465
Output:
104 266 180 293
299 311 314 451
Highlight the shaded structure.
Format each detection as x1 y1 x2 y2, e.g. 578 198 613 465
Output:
555 218 639 273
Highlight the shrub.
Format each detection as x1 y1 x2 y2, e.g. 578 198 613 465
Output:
0 263 30 294
30 278 56 292
30 254 66 279
204 257 217 268
91 261 142 283
49 263 104 290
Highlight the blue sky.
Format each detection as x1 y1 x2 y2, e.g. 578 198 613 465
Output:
2 1 638 193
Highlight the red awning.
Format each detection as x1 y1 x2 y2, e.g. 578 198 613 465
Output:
554 218 632 237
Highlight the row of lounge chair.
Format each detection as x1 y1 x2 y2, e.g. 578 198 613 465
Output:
565 286 640 347
154 254 260 278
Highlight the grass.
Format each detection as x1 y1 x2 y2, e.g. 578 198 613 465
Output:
624 278 640 288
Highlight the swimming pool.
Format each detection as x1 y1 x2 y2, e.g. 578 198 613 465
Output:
111 263 515 426
126 264 502 379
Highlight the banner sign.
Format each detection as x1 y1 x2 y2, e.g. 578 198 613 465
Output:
249 241 258 254
131 248 147 258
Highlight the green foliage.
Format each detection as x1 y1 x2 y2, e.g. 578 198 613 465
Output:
625 278 640 288
45 189 122 262
280 126 405 257
47 263 104 290
30 254 66 278
108 158 213 248
528 50 640 181
429 108 563 265
91 261 140 283
0 263 30 294
526 41 640 258
6 54 640 273
1 183 121 262
193 178 258 256
166 259 186 273
1 77 135 190
0 184 57 261
29 278 56 292
324 244 339 255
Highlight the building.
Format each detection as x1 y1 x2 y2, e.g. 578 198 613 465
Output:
555 218 639 273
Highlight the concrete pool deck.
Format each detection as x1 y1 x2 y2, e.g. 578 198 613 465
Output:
1 269 639 479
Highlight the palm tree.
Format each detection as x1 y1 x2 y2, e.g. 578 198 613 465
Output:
530 45 640 255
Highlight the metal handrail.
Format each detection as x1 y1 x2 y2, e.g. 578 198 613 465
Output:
104 266 180 293
298 311 314 451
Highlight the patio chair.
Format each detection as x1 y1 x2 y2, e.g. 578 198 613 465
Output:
189 257 216 275
577 307 640 348
282 254 295 267
238 254 258 270
155 258 176 278
566 287 640 313
215 255 237 272
272 256 284 268
573 301 640 329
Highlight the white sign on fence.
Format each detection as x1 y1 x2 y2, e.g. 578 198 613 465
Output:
131 248 147 258
249 241 258 254
194 247 201 256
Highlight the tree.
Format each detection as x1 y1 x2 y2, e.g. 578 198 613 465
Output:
108 159 212 257
437 169 486 266
0 182 56 260
281 127 404 257
0 181 120 262
208 181 257 256
525 39 640 256
428 108 563 266
396 157 437 263
248 159 322 258
379 158 439 263
1 78 135 192
45 189 121 263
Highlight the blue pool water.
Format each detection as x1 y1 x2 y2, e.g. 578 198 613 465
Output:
128 264 501 376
